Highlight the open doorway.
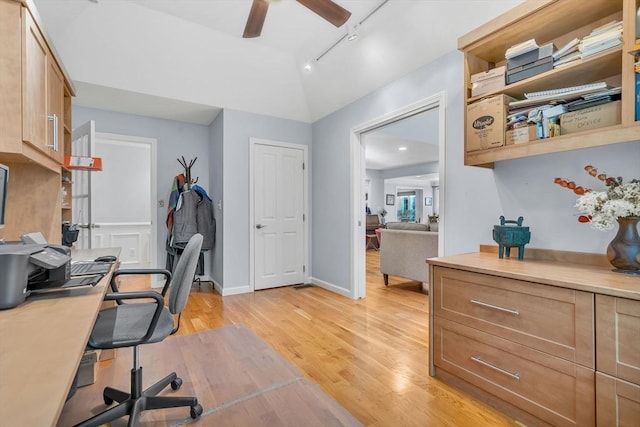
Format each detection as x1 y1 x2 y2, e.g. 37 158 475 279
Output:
350 93 445 299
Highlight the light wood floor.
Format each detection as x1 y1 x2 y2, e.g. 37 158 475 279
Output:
87 249 519 426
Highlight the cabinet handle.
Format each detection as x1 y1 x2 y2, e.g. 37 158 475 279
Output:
470 299 520 315
471 356 520 380
47 114 59 151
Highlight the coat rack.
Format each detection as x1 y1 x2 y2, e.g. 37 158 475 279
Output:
177 156 198 190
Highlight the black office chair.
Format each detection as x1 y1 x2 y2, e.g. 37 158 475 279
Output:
75 233 204 427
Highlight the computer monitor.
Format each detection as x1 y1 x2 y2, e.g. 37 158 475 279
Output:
0 163 8 229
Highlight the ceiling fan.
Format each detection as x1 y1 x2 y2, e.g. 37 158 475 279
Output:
243 0 352 38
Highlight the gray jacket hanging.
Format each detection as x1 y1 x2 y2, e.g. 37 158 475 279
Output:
172 190 215 250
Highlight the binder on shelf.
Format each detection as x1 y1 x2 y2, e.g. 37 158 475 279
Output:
636 73 640 122
506 42 554 70
505 57 553 84
524 82 608 99
64 155 103 171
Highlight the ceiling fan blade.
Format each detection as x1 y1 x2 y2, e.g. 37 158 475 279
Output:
243 0 269 38
296 0 351 27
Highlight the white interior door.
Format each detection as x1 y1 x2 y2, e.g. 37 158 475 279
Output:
72 127 157 269
71 120 94 250
253 142 306 290
90 133 157 268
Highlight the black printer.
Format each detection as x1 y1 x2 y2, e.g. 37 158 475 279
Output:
0 243 71 309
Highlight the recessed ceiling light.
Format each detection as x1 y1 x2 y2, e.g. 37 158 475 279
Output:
398 146 407 151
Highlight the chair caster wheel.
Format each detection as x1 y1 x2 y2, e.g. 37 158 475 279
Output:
103 393 114 405
171 378 183 390
190 403 203 419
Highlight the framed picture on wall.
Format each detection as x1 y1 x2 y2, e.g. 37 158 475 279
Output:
385 194 395 205
425 197 432 206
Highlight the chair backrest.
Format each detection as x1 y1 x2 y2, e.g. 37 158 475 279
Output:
168 233 203 315
366 214 380 226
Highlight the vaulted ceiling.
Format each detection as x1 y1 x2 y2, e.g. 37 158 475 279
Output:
33 0 524 124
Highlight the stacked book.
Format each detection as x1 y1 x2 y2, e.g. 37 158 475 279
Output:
470 66 505 97
579 20 623 58
505 39 555 84
553 38 580 68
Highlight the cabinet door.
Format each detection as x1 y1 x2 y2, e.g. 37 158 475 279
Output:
596 372 640 426
47 57 64 163
22 8 48 154
596 295 640 385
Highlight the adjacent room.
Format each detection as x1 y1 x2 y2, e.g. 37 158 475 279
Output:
1 0 639 426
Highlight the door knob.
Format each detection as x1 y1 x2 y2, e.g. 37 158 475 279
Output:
256 224 266 229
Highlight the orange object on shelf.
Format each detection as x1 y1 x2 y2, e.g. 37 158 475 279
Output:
64 155 103 171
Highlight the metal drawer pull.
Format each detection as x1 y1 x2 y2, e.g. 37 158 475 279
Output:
470 299 520 315
471 356 520 380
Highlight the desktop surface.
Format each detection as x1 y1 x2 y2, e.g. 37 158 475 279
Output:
0 247 120 426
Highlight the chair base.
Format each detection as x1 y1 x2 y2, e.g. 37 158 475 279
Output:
74 368 202 427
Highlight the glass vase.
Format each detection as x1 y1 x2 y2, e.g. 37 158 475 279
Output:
606 216 640 275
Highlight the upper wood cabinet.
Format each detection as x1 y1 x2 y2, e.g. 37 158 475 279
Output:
458 0 640 168
0 0 73 171
0 0 75 243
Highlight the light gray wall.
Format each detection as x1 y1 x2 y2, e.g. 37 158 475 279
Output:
220 109 312 291
311 49 640 294
72 106 212 276
209 111 224 286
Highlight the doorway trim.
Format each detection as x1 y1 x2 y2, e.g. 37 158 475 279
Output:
249 137 310 292
350 92 447 299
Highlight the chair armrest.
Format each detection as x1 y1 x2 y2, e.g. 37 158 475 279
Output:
101 291 166 346
110 269 173 302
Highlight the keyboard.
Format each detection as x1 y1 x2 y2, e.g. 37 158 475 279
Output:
29 274 104 293
70 261 112 276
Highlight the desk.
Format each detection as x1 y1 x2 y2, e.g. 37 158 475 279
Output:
0 248 120 426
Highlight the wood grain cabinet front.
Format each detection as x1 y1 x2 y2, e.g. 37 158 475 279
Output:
595 372 640 426
434 317 595 427
0 1 68 170
595 295 640 426
432 267 594 367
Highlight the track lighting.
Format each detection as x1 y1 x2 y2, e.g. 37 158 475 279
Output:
347 24 359 42
305 0 389 66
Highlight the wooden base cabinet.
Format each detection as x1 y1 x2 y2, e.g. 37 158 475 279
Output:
596 372 640 427
431 265 595 427
429 250 640 426
595 295 640 426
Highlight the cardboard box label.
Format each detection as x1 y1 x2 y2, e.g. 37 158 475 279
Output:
506 125 537 145
560 101 621 134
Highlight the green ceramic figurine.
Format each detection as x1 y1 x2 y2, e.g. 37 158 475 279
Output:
493 216 531 260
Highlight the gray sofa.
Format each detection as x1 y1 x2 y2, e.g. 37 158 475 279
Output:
379 222 439 292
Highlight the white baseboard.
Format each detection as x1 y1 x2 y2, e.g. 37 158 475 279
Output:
310 277 356 299
221 284 253 296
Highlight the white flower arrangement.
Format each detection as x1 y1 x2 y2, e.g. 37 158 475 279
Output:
555 165 640 231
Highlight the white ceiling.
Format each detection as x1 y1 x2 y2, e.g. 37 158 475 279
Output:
33 0 524 125
363 107 439 169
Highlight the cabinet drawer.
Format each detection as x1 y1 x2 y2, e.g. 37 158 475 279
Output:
433 266 594 367
596 295 640 385
596 372 640 427
434 317 595 427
